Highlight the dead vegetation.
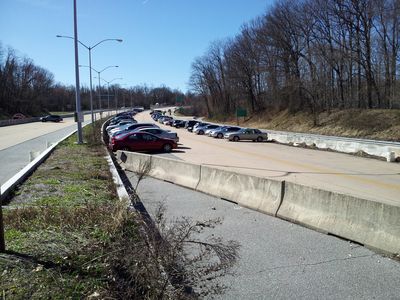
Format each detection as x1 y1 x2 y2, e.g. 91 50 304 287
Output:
210 108 400 142
1 120 240 299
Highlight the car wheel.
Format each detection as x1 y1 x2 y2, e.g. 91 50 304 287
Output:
233 136 239 142
217 133 223 139
199 130 204 135
257 136 263 142
163 143 172 152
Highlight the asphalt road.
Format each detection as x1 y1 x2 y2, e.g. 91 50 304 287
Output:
136 111 400 207
129 172 400 299
0 112 113 186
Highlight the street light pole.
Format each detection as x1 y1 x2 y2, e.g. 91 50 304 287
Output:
56 36 122 125
97 72 101 110
88 49 94 123
82 65 118 114
73 0 83 144
95 77 123 115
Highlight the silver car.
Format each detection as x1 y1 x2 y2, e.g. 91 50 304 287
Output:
109 122 159 137
106 120 136 132
135 127 179 143
194 124 220 135
209 126 242 138
224 128 268 142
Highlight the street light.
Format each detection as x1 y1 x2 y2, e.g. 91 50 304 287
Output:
79 65 118 113
56 35 122 124
72 0 83 144
95 77 123 113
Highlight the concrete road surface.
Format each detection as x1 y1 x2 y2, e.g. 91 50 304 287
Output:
136 111 400 206
129 172 400 299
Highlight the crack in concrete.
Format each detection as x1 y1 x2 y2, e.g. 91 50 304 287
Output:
254 253 377 274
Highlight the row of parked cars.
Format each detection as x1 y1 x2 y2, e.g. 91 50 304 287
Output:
151 110 268 142
107 111 179 153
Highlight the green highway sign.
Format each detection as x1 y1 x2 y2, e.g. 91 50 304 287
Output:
236 108 247 117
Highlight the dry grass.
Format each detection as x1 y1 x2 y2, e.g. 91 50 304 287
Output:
1 120 240 299
1 121 125 299
209 108 400 141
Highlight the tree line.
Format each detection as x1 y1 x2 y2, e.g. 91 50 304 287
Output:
0 44 184 118
189 0 400 122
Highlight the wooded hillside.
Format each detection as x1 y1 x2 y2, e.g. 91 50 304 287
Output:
189 0 400 123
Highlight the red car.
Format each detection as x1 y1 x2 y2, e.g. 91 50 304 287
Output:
109 131 177 153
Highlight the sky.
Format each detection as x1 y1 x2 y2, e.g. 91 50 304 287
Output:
0 0 273 92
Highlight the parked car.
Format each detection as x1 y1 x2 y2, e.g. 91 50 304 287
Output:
191 122 209 133
40 115 63 122
209 126 242 138
135 127 179 143
152 113 163 121
163 118 174 126
158 116 173 124
109 122 159 137
150 109 163 116
172 120 186 128
109 115 135 125
109 131 177 153
224 128 268 142
106 120 136 132
185 120 200 132
194 124 220 135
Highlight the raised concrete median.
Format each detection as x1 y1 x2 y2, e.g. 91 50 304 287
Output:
150 156 201 189
116 150 400 255
277 182 400 255
267 130 400 162
196 165 283 216
116 151 201 189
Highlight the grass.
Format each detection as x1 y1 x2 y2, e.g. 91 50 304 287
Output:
207 108 400 141
0 121 132 299
1 118 240 299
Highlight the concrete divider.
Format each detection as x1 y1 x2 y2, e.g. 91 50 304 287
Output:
116 151 201 190
267 130 400 162
277 181 400 254
196 166 283 216
150 156 201 189
114 151 400 255
116 151 152 174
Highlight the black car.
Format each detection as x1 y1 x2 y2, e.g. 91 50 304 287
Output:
185 120 200 132
40 115 63 122
172 120 186 128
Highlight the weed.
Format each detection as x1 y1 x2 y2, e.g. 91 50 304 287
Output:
1 119 240 299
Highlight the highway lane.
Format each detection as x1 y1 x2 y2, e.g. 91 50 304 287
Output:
130 172 400 299
0 113 113 186
136 111 400 206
